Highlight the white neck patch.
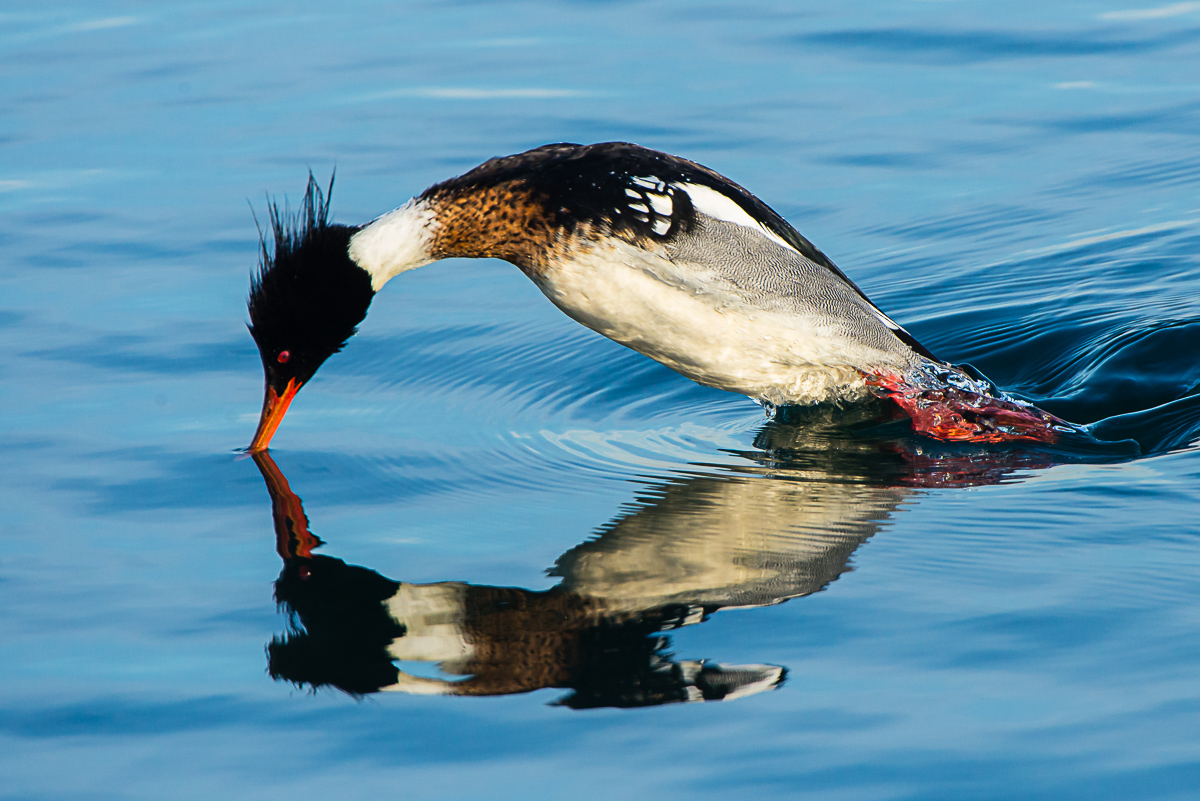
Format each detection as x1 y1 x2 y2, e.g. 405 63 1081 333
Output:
348 198 438 291
676 182 796 253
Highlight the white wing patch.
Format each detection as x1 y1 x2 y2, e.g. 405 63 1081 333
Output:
648 193 672 216
676 182 797 254
619 176 676 238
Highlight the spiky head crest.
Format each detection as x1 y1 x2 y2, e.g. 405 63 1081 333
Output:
248 173 374 394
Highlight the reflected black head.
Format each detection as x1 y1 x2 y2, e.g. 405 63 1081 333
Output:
269 555 404 696
248 174 374 394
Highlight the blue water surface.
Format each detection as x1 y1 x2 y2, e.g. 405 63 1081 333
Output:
2 1 1200 799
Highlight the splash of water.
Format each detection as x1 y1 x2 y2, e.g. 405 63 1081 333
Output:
866 360 1082 445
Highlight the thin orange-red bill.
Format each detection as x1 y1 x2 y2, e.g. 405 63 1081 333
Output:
249 378 301 452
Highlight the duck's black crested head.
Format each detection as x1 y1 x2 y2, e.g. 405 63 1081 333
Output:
247 173 374 450
249 173 373 388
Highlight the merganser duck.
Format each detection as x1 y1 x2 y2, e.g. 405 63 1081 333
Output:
248 142 1066 451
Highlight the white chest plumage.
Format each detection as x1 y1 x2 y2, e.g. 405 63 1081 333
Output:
535 241 868 405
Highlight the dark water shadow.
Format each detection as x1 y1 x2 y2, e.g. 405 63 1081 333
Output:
785 27 1200 65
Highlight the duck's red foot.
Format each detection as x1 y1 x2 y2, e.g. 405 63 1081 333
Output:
867 369 1068 444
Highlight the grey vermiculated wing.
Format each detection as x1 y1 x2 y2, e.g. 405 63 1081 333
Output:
665 215 918 362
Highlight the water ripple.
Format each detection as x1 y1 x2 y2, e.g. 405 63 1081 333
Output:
787 26 1200 63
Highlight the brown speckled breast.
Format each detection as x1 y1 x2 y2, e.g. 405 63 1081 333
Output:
425 182 597 278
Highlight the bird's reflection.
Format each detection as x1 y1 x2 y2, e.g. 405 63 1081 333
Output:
255 402 1056 709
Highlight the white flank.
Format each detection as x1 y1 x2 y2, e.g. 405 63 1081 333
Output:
676 183 796 253
534 239 903 405
348 199 437 291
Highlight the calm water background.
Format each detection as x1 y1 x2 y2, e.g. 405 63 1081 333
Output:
3 1 1200 798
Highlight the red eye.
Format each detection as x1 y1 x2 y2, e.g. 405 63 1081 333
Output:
277 351 290 364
